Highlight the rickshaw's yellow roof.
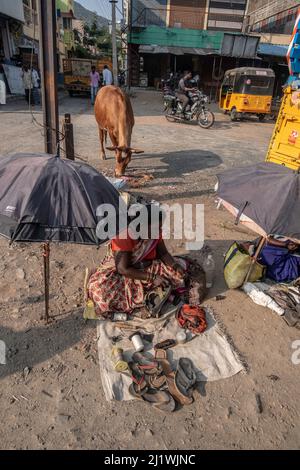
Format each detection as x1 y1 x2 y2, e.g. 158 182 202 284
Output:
224 67 275 77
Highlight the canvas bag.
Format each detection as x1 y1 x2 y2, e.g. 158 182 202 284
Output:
224 242 264 289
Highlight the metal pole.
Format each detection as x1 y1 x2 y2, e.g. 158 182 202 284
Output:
42 242 50 322
37 0 59 154
243 236 266 285
110 0 118 86
127 0 132 90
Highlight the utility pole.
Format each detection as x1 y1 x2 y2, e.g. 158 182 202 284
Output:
37 0 59 154
110 0 118 85
127 0 132 90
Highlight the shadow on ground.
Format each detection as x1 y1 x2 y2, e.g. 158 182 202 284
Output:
142 150 223 179
0 310 93 379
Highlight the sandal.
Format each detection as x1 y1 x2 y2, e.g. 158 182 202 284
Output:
155 349 194 405
145 285 172 318
175 358 197 399
128 362 148 395
129 383 176 413
132 352 160 376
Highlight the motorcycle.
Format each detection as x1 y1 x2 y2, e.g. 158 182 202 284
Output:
164 89 215 129
161 74 177 111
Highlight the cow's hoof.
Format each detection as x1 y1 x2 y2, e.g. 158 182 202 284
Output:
101 154 107 161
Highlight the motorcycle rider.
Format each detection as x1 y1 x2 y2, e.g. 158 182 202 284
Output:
176 71 195 116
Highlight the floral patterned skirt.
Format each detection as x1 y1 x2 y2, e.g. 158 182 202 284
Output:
87 256 185 318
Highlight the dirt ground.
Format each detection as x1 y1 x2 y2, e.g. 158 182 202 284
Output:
0 90 299 450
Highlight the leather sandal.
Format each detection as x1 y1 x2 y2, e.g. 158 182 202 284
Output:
132 352 160 376
128 362 148 395
129 383 176 413
145 285 172 318
155 349 194 405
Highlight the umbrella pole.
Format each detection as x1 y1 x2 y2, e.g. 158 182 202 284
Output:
43 242 50 322
243 236 267 285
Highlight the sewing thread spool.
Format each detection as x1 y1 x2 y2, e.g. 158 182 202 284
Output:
111 347 128 372
176 330 187 344
129 332 144 352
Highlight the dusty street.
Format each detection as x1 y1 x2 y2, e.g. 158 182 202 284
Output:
0 90 299 450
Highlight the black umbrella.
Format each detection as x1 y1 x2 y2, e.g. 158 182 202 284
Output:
0 153 126 320
217 162 300 241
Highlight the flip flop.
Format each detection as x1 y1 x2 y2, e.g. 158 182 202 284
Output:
128 362 148 395
129 384 176 413
282 309 300 328
132 352 167 388
148 373 167 389
175 358 197 399
155 349 193 405
132 352 160 375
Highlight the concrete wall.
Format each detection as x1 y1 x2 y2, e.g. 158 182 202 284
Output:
0 0 24 22
247 0 300 23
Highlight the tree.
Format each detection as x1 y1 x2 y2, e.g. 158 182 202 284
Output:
73 16 112 58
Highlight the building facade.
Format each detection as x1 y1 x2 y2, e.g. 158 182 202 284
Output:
0 1 24 61
246 0 300 35
244 1 300 95
18 0 75 70
124 0 250 88
207 0 247 32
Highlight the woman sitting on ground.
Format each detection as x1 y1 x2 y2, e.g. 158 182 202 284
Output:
87 206 187 318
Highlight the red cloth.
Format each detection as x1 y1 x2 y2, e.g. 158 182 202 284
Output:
177 304 207 334
111 232 162 260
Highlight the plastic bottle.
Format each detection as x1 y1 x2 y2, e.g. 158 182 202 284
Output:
203 254 215 289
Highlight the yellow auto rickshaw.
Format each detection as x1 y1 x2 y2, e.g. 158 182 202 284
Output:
219 67 275 121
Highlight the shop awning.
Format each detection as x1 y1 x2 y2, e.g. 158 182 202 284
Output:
139 45 218 56
258 43 288 57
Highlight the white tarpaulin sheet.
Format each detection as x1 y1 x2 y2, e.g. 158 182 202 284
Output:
97 308 245 401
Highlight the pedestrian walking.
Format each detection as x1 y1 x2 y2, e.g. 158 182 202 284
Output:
32 67 41 105
103 65 113 86
90 65 100 105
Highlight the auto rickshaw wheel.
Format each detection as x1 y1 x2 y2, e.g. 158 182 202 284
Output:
257 113 266 122
230 107 238 122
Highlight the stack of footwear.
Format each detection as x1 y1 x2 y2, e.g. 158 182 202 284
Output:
128 350 197 413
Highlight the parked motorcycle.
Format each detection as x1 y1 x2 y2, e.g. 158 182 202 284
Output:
164 89 215 129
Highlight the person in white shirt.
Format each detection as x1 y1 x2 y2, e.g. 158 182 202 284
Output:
102 65 113 86
32 68 40 105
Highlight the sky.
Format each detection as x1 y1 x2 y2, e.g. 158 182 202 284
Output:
77 0 123 20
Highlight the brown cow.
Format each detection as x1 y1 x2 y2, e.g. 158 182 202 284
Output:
94 85 143 176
